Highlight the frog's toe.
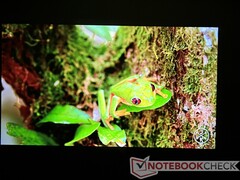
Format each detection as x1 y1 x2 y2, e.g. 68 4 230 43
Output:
115 109 130 117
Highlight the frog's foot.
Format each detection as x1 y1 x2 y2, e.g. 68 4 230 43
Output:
156 89 168 98
105 116 114 130
115 109 131 117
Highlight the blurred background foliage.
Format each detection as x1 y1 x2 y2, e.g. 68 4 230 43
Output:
1 24 217 148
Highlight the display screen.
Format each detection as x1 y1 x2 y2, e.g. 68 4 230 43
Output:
1 24 218 149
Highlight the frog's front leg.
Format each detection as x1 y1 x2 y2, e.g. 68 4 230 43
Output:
109 95 131 117
98 90 130 130
106 94 130 130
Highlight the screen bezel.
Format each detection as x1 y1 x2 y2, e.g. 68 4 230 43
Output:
1 1 238 178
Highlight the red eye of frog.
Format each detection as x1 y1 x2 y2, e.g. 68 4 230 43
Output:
132 97 141 105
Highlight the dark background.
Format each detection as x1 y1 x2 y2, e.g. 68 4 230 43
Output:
1 0 239 179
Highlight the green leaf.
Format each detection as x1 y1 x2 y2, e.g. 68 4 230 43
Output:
84 25 112 41
97 124 126 147
37 104 92 125
118 88 172 113
6 122 58 145
64 120 100 146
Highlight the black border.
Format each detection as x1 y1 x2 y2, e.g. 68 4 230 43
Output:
1 1 239 178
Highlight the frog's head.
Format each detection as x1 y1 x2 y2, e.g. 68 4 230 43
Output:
129 83 156 107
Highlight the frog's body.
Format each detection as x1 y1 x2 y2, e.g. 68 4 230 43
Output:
110 75 163 107
98 75 168 130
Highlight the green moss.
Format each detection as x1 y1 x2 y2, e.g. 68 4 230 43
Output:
114 26 217 148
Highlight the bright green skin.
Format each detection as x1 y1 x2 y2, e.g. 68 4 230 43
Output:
97 75 166 129
109 75 161 107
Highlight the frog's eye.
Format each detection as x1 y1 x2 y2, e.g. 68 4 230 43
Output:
132 97 141 105
151 84 155 91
